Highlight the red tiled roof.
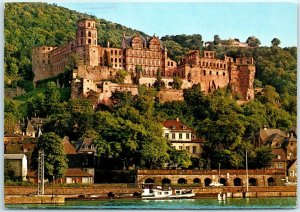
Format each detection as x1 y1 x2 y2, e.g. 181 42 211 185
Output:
163 119 193 132
272 148 287 161
63 137 77 155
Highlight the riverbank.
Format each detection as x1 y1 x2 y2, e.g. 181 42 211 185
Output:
4 185 296 204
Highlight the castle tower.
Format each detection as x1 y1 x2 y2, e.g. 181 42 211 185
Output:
76 19 98 47
75 19 99 67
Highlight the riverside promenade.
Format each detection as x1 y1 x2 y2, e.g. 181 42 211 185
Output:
4 184 296 204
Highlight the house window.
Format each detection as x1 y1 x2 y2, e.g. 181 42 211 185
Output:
277 163 283 168
179 133 182 139
172 133 175 139
186 133 190 139
186 146 190 153
192 146 197 153
165 133 169 139
179 146 183 150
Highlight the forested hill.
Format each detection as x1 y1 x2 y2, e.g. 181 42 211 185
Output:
4 2 146 82
4 2 297 121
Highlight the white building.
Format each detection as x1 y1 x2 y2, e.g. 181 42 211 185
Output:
162 118 203 157
4 154 28 181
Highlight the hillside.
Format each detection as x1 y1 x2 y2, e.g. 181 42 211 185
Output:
4 2 147 85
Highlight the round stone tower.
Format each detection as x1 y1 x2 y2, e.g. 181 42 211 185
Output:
76 19 98 47
75 19 99 67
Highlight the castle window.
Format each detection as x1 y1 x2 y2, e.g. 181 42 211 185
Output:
43 47 45 50
88 39 91 44
119 59 121 63
88 31 91 37
111 50 113 54
119 50 122 55
88 22 90 27
223 72 225 76
115 50 117 54
111 58 113 62
48 48 51 50
220 64 223 68
209 71 212 75
115 58 117 62
203 70 206 76
216 72 219 75
168 62 170 66
81 31 83 37
224 65 226 69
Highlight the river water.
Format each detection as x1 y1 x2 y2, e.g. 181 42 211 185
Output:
6 197 297 209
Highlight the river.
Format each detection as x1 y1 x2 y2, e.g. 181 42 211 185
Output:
6 197 296 209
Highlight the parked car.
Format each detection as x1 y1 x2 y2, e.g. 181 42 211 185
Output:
209 182 224 187
284 181 297 186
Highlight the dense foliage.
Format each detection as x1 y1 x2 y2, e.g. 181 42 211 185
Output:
5 2 146 86
4 2 297 171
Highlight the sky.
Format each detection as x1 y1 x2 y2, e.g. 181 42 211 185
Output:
52 1 298 47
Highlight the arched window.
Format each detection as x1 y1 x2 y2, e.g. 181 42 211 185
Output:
204 178 212 187
220 178 227 186
88 22 91 27
267 177 275 186
81 31 83 37
178 178 187 184
249 178 257 186
88 31 91 37
145 178 155 184
88 39 91 44
193 178 200 184
233 178 242 186
162 178 171 185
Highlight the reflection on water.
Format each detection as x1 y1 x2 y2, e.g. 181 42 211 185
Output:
6 197 296 209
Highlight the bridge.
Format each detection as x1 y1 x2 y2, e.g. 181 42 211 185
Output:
136 169 286 187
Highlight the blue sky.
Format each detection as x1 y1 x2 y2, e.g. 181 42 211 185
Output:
50 2 296 47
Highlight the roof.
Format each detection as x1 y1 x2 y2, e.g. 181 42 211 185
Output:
268 133 286 147
65 168 93 177
272 148 287 161
4 154 26 160
63 137 77 155
163 119 194 132
257 128 286 144
121 35 165 50
31 118 48 124
78 138 96 153
26 120 35 133
287 159 297 170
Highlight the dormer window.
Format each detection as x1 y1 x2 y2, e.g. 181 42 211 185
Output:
182 125 186 129
277 154 281 159
171 126 176 130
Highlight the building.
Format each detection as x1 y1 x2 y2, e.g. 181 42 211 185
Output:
27 168 94 184
32 19 255 102
4 154 28 181
162 118 203 157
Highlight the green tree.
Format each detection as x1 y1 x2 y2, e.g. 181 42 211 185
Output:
254 146 273 169
31 132 68 181
169 149 192 168
172 76 183 89
213 35 221 45
153 68 165 91
246 36 261 47
271 38 280 47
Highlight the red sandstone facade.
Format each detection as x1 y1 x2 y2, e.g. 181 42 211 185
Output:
32 19 255 101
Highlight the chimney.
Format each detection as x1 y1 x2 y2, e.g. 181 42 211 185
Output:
176 117 179 122
263 125 267 130
107 41 110 48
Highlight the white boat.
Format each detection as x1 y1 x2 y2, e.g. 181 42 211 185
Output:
141 183 195 199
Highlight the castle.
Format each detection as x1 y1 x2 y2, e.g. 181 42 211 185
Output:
32 19 255 103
